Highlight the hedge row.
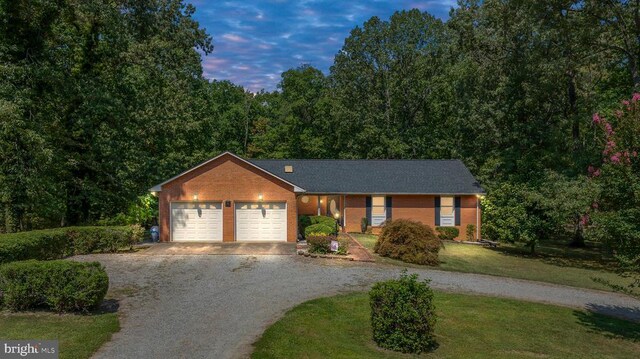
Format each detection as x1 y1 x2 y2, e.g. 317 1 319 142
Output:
0 260 109 312
0 225 143 264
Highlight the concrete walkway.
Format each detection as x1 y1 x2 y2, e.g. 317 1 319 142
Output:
73 254 640 359
139 242 296 255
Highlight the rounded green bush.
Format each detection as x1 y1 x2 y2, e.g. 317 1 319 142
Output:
298 215 312 236
310 215 337 227
436 226 460 241
0 260 109 312
304 223 336 237
374 219 441 265
369 272 437 353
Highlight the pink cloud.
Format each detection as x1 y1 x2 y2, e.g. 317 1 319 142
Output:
221 33 249 43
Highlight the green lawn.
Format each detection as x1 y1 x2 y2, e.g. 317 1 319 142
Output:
352 233 639 295
0 311 119 359
252 292 640 359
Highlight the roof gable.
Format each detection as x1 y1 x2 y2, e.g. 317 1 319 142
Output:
149 152 305 192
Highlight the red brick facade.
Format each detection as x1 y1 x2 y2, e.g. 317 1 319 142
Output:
156 153 481 242
343 194 481 240
158 154 298 242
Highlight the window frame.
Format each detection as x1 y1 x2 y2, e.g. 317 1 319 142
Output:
371 195 387 226
439 196 455 227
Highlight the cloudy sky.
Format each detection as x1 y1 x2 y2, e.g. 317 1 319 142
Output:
191 1 456 92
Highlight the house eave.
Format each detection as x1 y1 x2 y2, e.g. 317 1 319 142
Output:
147 151 307 193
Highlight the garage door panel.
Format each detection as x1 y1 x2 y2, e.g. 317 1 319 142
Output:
235 202 287 241
171 202 223 241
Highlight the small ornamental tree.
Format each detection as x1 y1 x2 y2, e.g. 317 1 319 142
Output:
586 94 640 282
369 271 437 353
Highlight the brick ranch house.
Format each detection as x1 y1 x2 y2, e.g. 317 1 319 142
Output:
149 152 485 243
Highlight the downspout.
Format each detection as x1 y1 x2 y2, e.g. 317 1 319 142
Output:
342 194 346 232
476 195 480 241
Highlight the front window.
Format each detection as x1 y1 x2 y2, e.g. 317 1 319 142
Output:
372 196 386 226
440 196 455 226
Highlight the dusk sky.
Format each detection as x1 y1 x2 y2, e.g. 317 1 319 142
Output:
190 1 456 92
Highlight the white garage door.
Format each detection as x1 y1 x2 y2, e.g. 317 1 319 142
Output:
235 202 287 241
171 202 223 242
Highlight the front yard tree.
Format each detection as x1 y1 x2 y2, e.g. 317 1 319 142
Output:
587 94 640 277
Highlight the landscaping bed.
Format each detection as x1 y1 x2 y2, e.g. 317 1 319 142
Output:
252 291 640 358
297 234 373 262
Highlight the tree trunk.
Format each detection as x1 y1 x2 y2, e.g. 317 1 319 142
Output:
570 221 586 247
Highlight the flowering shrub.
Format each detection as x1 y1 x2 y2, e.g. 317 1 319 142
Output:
586 94 640 275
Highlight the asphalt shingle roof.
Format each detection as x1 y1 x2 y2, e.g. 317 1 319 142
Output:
248 159 485 194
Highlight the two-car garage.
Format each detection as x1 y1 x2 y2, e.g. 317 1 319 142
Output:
170 201 287 242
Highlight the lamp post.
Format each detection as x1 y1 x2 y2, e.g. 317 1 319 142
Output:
334 212 340 233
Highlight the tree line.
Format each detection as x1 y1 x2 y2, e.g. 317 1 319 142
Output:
1 0 638 268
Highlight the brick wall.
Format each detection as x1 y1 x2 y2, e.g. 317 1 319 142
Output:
344 195 366 233
158 154 297 242
344 194 481 240
296 195 327 216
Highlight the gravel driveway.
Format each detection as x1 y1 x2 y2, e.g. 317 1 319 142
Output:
74 253 640 359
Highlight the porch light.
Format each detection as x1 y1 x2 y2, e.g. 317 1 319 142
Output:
193 193 199 201
476 194 485 199
150 191 157 197
258 193 263 202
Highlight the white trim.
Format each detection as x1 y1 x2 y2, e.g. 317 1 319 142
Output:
148 152 305 193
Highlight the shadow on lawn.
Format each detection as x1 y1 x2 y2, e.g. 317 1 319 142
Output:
489 243 614 272
574 304 640 342
98 299 120 314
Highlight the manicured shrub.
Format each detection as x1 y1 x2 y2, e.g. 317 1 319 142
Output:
300 216 337 238
361 217 368 233
67 226 143 254
298 215 312 236
304 223 336 237
0 260 109 312
374 219 441 265
309 215 337 227
0 229 70 264
0 225 143 264
307 235 334 254
369 271 437 353
436 226 459 241
466 224 476 241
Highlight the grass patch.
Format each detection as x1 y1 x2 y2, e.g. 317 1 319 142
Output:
0 311 119 359
252 292 640 358
352 233 640 295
